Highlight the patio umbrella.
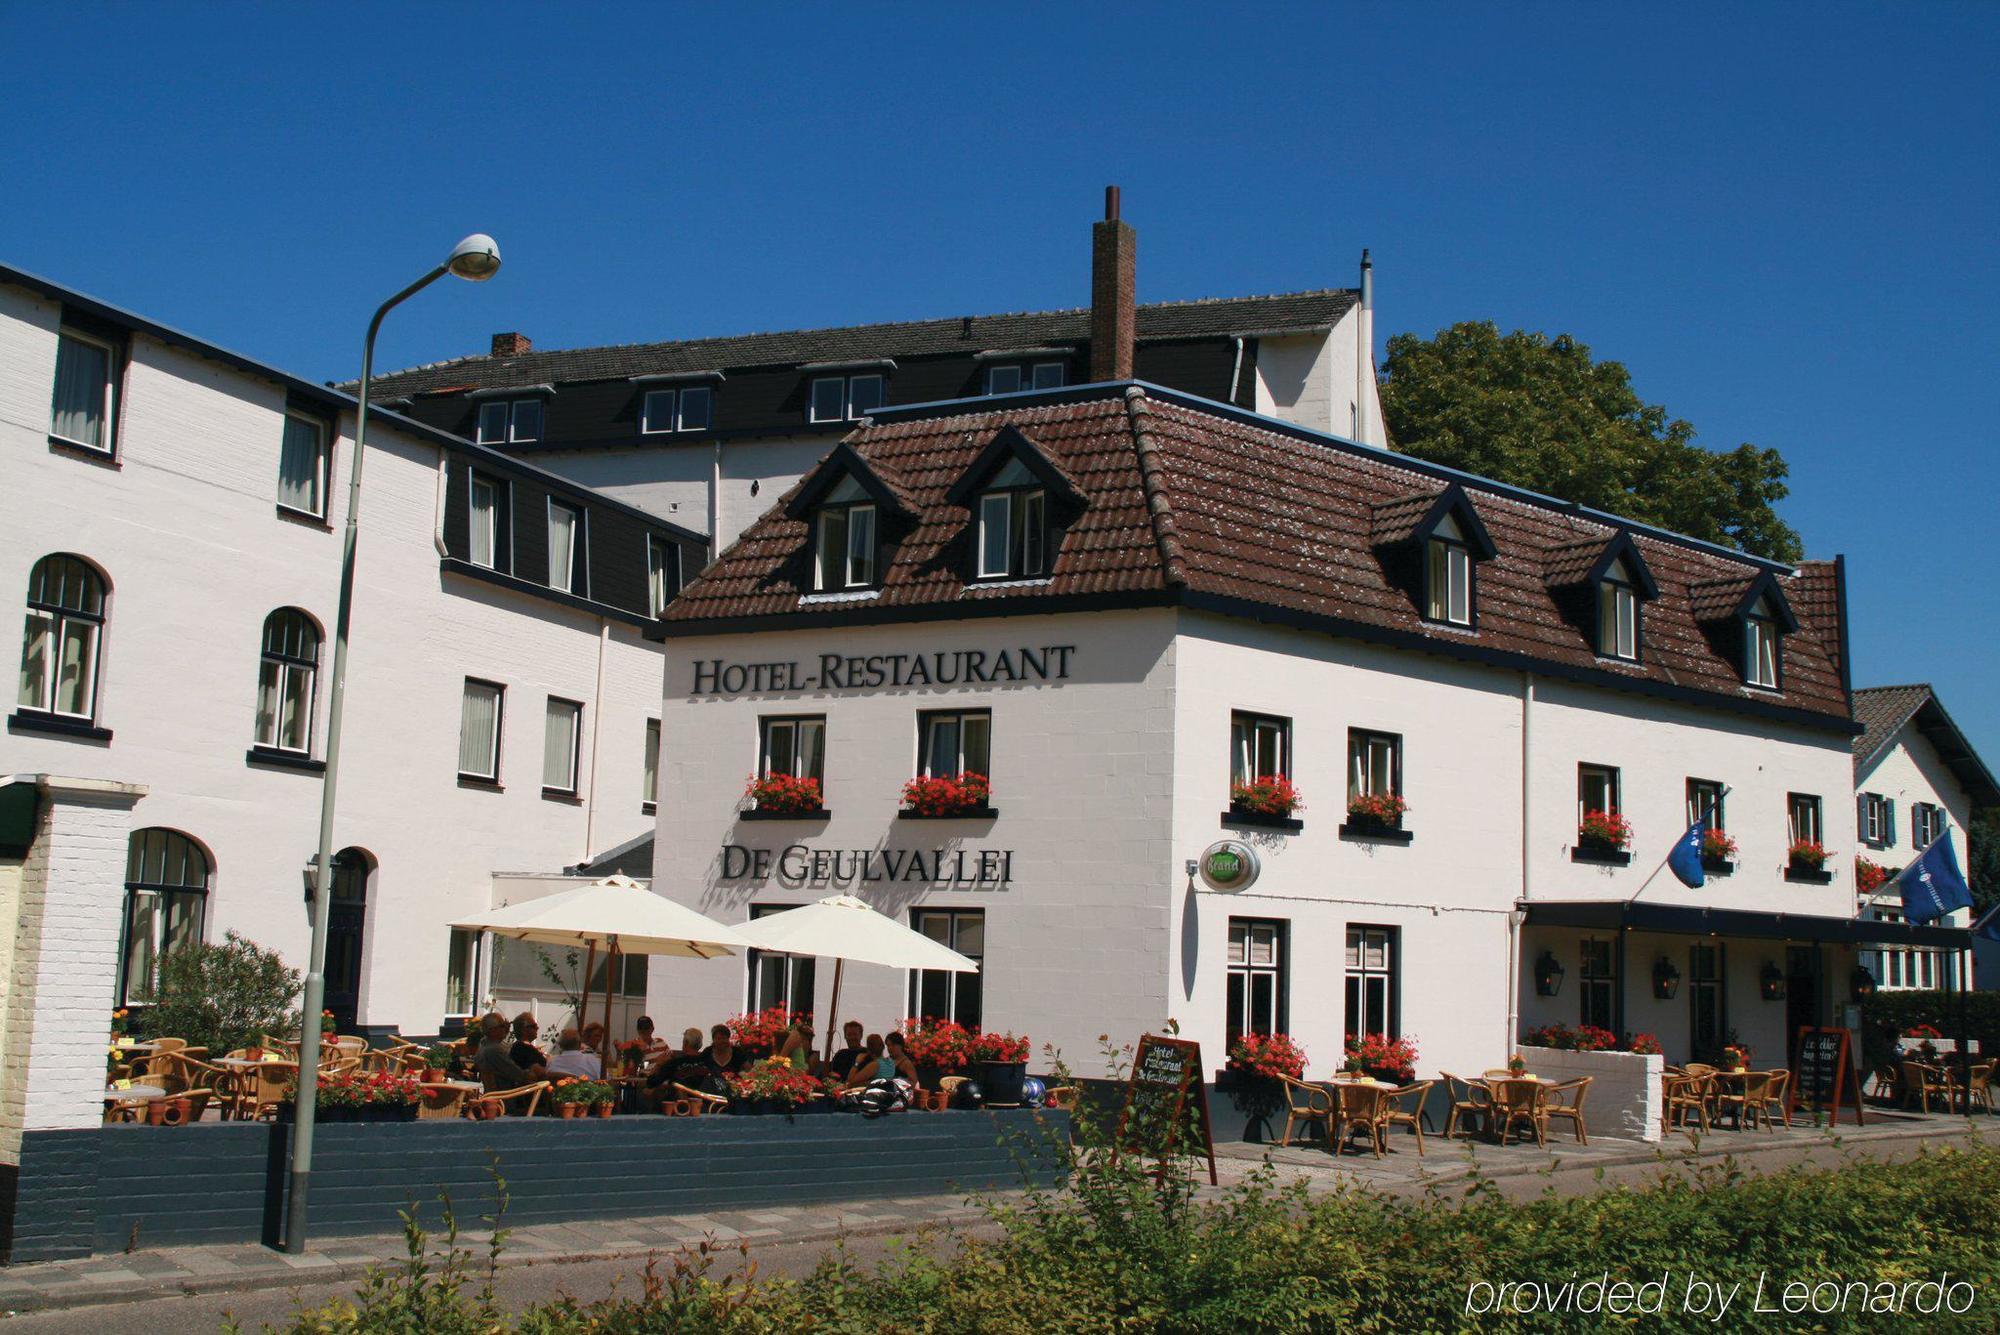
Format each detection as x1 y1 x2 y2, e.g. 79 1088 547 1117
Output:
731 894 980 1059
449 874 750 1059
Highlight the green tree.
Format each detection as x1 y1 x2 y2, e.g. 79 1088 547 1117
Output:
143 930 301 1056
1380 322 1803 562
1969 807 1999 916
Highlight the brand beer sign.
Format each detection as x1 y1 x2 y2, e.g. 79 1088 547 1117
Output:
1199 839 1260 892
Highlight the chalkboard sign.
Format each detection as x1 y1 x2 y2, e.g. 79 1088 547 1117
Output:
1790 1026 1864 1127
1112 1034 1216 1185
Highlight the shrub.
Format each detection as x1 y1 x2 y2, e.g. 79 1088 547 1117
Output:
1230 774 1302 818
141 930 300 1057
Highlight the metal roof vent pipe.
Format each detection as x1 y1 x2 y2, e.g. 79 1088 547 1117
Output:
1355 249 1374 446
1090 185 1136 383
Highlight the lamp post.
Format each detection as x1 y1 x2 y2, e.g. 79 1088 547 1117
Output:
285 234 500 1254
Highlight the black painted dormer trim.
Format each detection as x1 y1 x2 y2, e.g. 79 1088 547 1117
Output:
943 425 1085 512
1698 569 1800 633
1398 483 1497 561
1561 530 1661 601
782 440 917 525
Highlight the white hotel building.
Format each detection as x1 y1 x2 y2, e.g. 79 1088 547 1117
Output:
646 378 1970 1081
0 263 706 1035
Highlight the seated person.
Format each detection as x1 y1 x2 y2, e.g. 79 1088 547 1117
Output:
546 1028 603 1080
509 1013 548 1080
633 1015 666 1060
776 1019 817 1073
881 1031 920 1085
474 1013 543 1112
842 1033 889 1089
645 1027 712 1107
703 1023 750 1082
828 1020 869 1081
581 1021 607 1055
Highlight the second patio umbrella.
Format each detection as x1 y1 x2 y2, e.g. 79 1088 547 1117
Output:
731 894 980 1059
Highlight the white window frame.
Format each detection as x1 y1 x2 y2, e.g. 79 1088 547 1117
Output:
1686 777 1725 833
808 374 885 423
975 487 1048 580
457 678 505 782
747 903 818 1014
1578 762 1621 820
276 411 331 519
1344 925 1397 1039
476 398 543 445
759 715 826 783
1226 917 1287 1045
1427 536 1472 626
254 610 320 754
813 502 876 590
1913 802 1944 848
444 927 485 1018
49 327 119 455
1347 728 1401 799
647 535 680 616
984 365 1023 395
1788 792 1823 846
18 555 107 722
547 498 585 594
542 696 583 796
642 717 661 810
1745 613 1779 688
1598 577 1638 660
1230 711 1290 785
469 473 504 570
909 907 983 1028
642 385 713 434
917 709 992 779
1860 792 1889 846
1030 361 1066 390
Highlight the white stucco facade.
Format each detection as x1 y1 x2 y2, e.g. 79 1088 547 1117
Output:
0 278 669 1031
650 602 1869 1087
1853 709 1979 990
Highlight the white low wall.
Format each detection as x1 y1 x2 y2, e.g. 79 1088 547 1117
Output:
1520 1044 1663 1143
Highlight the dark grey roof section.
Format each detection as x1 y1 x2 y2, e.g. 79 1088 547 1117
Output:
1852 684 2000 808
0 261 707 548
568 829 655 879
358 290 1358 399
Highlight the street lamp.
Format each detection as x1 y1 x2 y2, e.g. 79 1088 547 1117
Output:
286 234 500 1254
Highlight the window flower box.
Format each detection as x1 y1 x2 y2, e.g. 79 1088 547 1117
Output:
1340 792 1410 841
1700 829 1737 874
1787 839 1833 883
1855 856 1892 895
741 773 827 819
1226 775 1303 832
1574 809 1633 863
898 772 994 819
1343 1032 1418 1085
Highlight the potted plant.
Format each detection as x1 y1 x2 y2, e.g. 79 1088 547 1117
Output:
1701 829 1738 870
613 1040 647 1075
306 1070 422 1123
1626 1033 1663 1056
550 1080 593 1119
1344 791 1408 833
110 1007 130 1045
969 1031 1031 1106
1224 1032 1307 1140
1507 1053 1528 1078
421 1044 455 1083
726 1057 822 1115
1345 1032 1419 1084
1788 839 1828 874
900 772 992 817
1722 1043 1751 1073
726 1005 799 1061
898 1017 972 1088
1855 857 1890 895
1229 775 1302 821
1577 809 1634 857
743 773 824 816
587 1081 618 1117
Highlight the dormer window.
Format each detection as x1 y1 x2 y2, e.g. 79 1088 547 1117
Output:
984 362 1065 395
476 398 543 446
1598 557 1640 661
809 374 885 423
813 476 877 591
1426 513 1472 626
1745 595 1780 688
975 459 1047 581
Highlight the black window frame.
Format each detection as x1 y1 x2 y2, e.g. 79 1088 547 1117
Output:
909 907 983 1028
1689 941 1726 1059
1579 937 1616 1030
17 552 108 724
1686 777 1725 833
916 708 992 780
1226 917 1289 1049
1347 728 1402 800
457 676 506 784
254 607 322 756
1788 792 1823 846
1578 762 1621 820
467 470 512 573
747 903 817 1016
1344 924 1399 1040
1229 710 1292 785
545 497 588 595
759 714 827 784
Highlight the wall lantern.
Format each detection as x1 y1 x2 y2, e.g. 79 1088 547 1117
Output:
1849 965 1878 1003
301 856 322 903
1652 957 1682 1001
1534 950 1565 997
1759 961 1786 1002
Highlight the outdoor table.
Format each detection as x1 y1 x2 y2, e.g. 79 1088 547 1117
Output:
105 1083 165 1101
213 1055 293 1069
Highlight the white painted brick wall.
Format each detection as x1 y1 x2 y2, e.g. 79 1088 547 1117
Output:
1520 1044 1664 1142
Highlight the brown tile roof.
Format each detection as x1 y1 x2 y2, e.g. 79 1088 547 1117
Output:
664 385 1853 728
1852 684 2000 806
1544 537 1609 587
1852 684 1930 762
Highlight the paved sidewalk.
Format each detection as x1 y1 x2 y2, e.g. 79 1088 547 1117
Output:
2 1108 1990 1317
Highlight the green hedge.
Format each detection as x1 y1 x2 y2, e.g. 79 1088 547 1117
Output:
1861 990 2000 1073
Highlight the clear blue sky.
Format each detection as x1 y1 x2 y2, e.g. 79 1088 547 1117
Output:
5 4 1995 769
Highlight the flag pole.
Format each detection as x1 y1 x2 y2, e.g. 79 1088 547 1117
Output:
1629 785 1729 904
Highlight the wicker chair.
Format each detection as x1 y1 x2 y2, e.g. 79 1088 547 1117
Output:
1662 1073 1710 1134
1331 1082 1389 1157
1440 1073 1490 1140
1276 1077 1332 1148
1714 1071 1776 1131
477 1081 550 1118
1902 1060 1956 1113
162 1054 238 1119
1757 1070 1793 1128
1963 1062 1995 1114
671 1081 729 1115
1376 1081 1431 1156
1491 1079 1547 1147
1542 1077 1591 1144
1044 1085 1080 1112
416 1083 473 1121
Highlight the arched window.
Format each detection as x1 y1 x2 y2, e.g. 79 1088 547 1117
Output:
255 609 321 753
120 828 210 1004
18 554 107 721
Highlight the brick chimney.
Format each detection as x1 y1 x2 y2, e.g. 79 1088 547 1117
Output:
490 332 532 358
1089 186 1136 382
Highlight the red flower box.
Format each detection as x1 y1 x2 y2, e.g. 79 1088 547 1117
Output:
1230 775 1303 819
1578 809 1633 852
1228 1031 1307 1082
744 773 824 815
900 772 991 816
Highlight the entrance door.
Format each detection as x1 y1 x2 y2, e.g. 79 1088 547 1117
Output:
1786 945 1823 1050
323 848 371 1032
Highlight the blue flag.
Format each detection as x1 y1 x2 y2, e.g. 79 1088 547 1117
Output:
1896 831 1974 924
1974 903 2000 943
1667 820 1707 889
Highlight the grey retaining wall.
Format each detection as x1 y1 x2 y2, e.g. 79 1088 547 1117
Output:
1 1109 1068 1264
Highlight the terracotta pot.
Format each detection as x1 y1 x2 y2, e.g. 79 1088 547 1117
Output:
558 1103 580 1119
592 1102 613 1118
423 1068 445 1084
146 1100 170 1126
